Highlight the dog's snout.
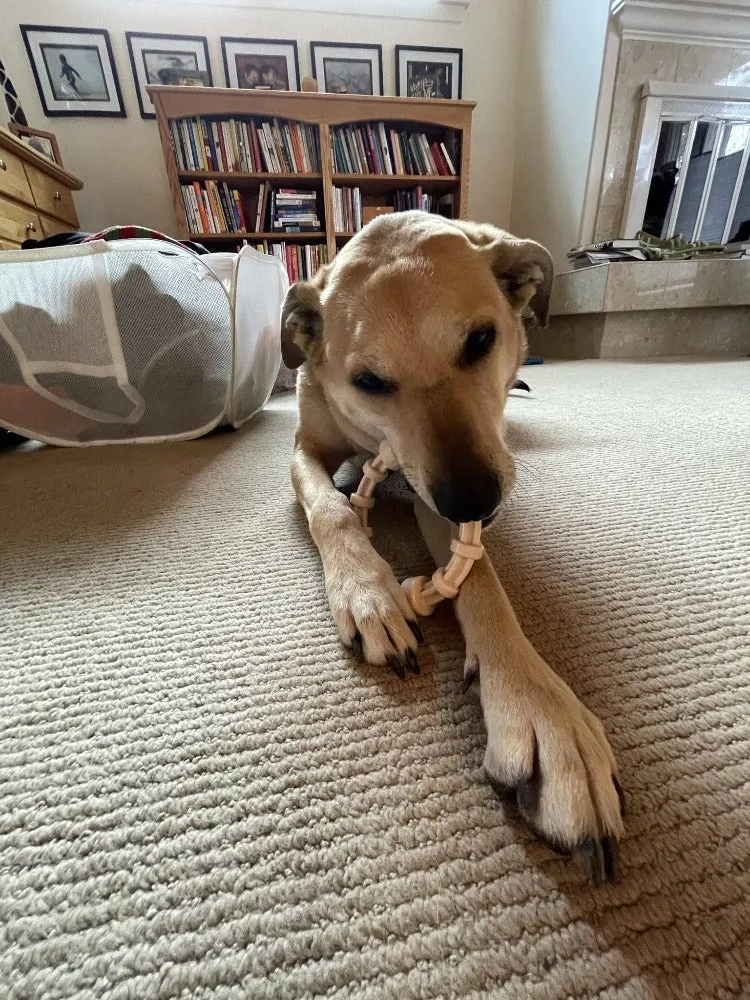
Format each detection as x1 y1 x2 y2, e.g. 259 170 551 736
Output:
431 471 502 525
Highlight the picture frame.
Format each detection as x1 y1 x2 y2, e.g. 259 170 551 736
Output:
20 25 125 118
221 37 300 92
395 45 463 100
8 123 63 167
126 32 212 119
310 42 383 96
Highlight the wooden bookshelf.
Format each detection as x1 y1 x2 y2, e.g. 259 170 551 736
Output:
149 86 475 266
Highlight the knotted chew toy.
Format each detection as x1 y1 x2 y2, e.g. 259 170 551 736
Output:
349 442 484 617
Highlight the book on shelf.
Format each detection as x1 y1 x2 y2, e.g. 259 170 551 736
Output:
170 116 321 174
249 241 328 282
333 186 363 233
180 180 248 234
271 188 321 232
393 187 455 218
331 123 458 177
333 185 455 233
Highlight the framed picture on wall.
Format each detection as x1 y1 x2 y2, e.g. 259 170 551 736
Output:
395 45 463 100
20 25 125 117
221 37 300 92
310 42 383 96
8 123 63 166
126 32 212 119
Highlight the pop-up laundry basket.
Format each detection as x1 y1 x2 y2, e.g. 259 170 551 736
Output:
0 238 288 446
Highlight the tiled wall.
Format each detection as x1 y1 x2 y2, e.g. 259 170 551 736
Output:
594 40 750 240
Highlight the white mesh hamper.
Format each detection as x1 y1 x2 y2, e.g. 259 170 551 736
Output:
0 238 288 446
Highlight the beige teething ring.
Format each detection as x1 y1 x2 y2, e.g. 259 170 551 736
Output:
350 441 484 617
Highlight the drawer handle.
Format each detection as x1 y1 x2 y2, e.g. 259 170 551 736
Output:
26 222 37 233
54 191 62 201
0 158 6 171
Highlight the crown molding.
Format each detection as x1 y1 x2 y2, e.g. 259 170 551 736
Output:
611 0 750 47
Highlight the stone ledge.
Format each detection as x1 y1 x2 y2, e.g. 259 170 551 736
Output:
551 259 750 315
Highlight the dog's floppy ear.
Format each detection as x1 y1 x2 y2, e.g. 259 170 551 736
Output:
457 222 554 327
280 267 328 369
489 237 553 326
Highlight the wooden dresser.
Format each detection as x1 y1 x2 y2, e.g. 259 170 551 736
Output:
0 127 83 250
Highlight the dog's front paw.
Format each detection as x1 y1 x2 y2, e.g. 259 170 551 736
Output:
468 642 625 882
324 534 421 676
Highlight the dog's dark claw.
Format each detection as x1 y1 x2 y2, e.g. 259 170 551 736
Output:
408 620 424 644
576 837 606 886
405 649 420 675
349 632 363 660
601 835 620 882
462 659 479 693
512 378 531 392
386 655 406 679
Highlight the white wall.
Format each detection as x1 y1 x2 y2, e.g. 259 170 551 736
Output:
1 0 521 233
510 0 609 269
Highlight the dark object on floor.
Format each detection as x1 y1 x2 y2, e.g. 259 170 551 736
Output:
523 356 543 365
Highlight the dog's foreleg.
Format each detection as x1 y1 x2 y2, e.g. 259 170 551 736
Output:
414 497 625 882
292 435 420 674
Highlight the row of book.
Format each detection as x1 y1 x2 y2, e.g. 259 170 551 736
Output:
251 242 328 282
180 180 248 235
330 123 457 177
393 188 455 218
170 116 321 175
255 183 321 232
332 186 363 234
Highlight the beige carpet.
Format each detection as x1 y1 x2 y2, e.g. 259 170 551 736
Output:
2 359 749 1000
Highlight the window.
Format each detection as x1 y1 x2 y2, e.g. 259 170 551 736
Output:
624 82 750 244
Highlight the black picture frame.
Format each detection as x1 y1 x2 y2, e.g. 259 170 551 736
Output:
221 37 300 92
395 45 463 100
126 32 212 119
310 41 383 97
20 24 125 118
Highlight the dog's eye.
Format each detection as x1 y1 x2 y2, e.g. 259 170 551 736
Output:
352 370 397 396
461 325 496 367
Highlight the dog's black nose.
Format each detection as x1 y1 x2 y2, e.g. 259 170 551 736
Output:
431 473 502 524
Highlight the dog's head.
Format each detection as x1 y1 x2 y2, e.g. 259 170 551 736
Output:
282 212 552 524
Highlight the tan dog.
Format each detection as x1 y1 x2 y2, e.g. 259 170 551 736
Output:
282 212 624 882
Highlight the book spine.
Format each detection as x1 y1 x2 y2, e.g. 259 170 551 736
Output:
367 125 380 174
439 141 456 175
221 182 238 230
206 180 223 231
180 186 192 230
421 135 438 174
255 181 268 233
378 122 393 175
331 129 346 174
250 121 262 172
209 122 221 171
213 180 230 231
184 120 197 171
219 182 234 230
192 181 208 232
198 119 211 171
192 186 204 233
355 127 369 173
215 123 227 172
233 189 247 230
271 120 288 172
227 120 240 172
261 122 278 172
171 120 185 170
